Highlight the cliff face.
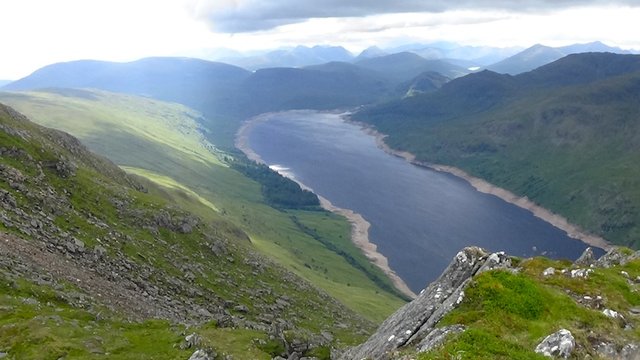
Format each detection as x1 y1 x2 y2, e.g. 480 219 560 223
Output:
341 246 640 360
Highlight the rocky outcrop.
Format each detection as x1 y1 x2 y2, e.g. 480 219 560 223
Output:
534 329 575 358
415 325 465 354
340 247 511 360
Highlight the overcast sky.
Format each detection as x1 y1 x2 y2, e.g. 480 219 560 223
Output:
1 0 639 79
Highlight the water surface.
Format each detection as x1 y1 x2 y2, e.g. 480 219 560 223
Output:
246 111 595 292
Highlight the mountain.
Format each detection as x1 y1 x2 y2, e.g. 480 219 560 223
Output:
354 52 640 247
221 45 354 70
384 42 521 66
559 40 633 55
0 103 375 358
488 41 637 75
234 62 394 115
3 57 251 122
0 80 11 87
487 44 567 75
2 57 399 147
355 52 468 83
341 246 640 359
355 46 388 61
399 71 450 97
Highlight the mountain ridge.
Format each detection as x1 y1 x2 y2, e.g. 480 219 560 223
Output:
488 41 637 75
354 52 640 247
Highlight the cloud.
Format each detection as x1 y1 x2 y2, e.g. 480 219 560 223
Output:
187 0 640 32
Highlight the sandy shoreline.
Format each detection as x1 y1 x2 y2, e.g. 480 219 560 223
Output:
235 113 418 299
346 116 612 251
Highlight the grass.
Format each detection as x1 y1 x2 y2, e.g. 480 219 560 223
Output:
0 271 274 359
418 256 640 359
121 166 219 213
0 89 406 322
0 104 381 357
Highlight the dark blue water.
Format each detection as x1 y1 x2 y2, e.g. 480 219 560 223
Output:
246 110 598 292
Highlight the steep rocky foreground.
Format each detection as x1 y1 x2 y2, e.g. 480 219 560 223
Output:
341 246 640 359
0 103 373 358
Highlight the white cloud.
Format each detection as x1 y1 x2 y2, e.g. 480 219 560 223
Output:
0 1 639 79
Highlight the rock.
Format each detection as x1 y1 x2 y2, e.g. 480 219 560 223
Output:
603 309 622 319
0 352 7 359
542 267 556 276
620 344 640 359
184 333 202 349
188 349 215 360
93 245 107 259
596 248 628 268
52 158 78 178
534 329 575 359
0 189 17 208
595 342 618 359
570 268 593 279
340 247 511 360
320 331 333 343
234 305 249 313
574 247 596 267
416 325 465 353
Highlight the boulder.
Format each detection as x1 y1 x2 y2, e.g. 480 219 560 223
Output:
416 324 465 353
188 349 214 360
183 333 202 349
574 247 596 267
542 267 556 277
534 329 575 358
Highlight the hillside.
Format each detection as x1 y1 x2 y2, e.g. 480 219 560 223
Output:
0 89 407 322
234 63 394 116
3 58 251 120
353 53 640 247
355 52 468 83
1 57 403 148
488 41 635 75
341 246 640 359
0 103 374 358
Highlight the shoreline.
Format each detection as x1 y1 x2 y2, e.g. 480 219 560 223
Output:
234 113 418 299
345 115 612 251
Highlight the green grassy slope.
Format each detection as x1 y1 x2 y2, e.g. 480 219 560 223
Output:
354 53 640 247
0 103 379 358
0 90 406 321
418 255 640 359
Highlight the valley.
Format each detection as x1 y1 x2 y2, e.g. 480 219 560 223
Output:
0 90 406 323
2 34 640 359
238 110 598 292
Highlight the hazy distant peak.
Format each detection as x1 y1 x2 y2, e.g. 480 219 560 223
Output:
356 46 388 60
487 41 636 75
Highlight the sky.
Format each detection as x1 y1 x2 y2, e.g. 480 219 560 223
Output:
1 0 639 79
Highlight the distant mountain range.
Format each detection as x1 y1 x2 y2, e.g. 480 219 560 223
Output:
220 45 354 70
0 80 11 87
354 52 468 82
487 41 636 74
2 54 460 137
355 52 640 247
